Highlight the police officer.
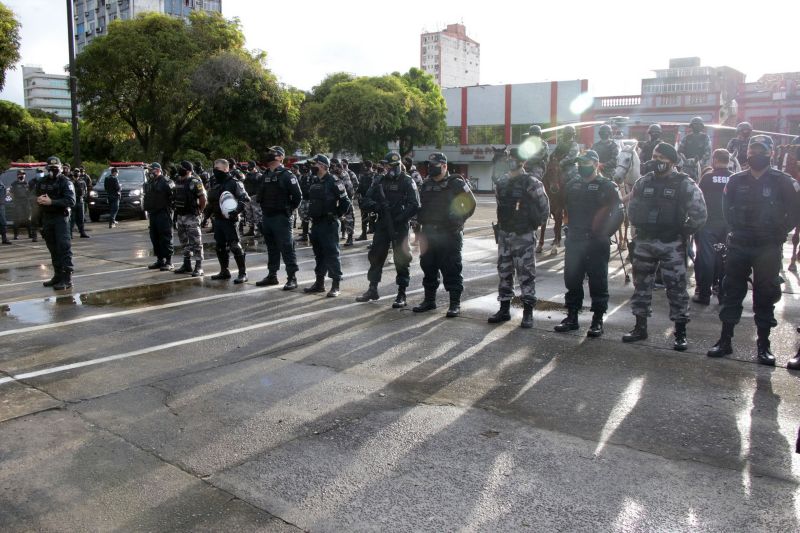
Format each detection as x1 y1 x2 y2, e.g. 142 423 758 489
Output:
693 149 732 305
297 163 312 242
519 125 550 179
678 117 712 177
242 161 263 237
487 148 550 328
303 155 351 297
69 169 90 238
255 146 303 290
726 122 753 169
623 142 708 350
638 124 662 170
206 159 250 283
28 169 43 242
356 160 375 241
332 159 356 246
356 151 420 307
0 178 11 245
591 124 619 179
143 162 176 271
106 167 121 228
173 161 207 277
36 156 76 290
413 153 477 317
10 170 32 240
553 125 580 180
555 150 624 337
707 135 800 365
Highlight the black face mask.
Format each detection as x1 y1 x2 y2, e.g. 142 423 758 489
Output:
213 169 228 180
599 133 610 140
428 165 443 178
49 168 60 177
691 125 703 133
649 133 660 142
264 154 277 164
747 154 771 171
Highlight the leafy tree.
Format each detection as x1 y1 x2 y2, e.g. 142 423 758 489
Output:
395 68 447 156
0 2 21 92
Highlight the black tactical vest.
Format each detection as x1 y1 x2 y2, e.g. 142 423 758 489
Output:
682 133 708 160
629 173 687 238
496 175 540 233
35 174 71 216
260 169 290 213
307 175 337 218
729 172 785 238
418 176 458 226
143 177 172 212
566 178 607 234
174 178 200 216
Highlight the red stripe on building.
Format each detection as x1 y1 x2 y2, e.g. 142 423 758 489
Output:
504 84 512 144
460 87 468 145
550 81 558 128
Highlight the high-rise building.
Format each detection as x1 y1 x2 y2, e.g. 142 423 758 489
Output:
420 23 480 88
22 66 73 120
73 0 223 53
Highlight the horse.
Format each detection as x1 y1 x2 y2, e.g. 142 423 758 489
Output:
536 156 570 255
612 140 640 250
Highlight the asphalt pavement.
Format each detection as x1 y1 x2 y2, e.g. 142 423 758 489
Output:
0 199 799 532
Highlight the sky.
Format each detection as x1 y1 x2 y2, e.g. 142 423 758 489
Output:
2 0 798 106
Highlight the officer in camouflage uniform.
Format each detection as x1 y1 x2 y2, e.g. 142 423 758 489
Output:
255 146 303 290
554 150 624 337
591 124 620 179
487 148 550 328
726 122 753 170
173 161 207 277
707 135 800 365
297 163 312 242
242 161 262 237
623 143 707 350
356 152 420 307
638 124 662 171
356 160 376 240
678 117 712 178
413 153 477 317
330 159 356 245
553 125 581 180
520 125 550 179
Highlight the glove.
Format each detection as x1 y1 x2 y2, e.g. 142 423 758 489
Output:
228 210 240 222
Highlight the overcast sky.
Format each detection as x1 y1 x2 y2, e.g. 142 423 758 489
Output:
2 0 797 106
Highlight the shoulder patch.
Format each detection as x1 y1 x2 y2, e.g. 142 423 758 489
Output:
793 181 800 193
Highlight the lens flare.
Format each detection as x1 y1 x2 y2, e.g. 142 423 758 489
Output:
569 92 594 115
518 136 544 160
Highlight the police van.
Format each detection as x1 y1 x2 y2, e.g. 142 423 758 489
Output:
0 162 47 222
88 162 148 221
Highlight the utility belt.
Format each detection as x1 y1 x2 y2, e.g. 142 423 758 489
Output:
727 232 785 247
422 222 461 233
635 229 681 242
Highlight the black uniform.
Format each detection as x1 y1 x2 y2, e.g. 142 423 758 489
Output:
143 174 176 264
207 170 250 276
360 171 420 288
9 178 32 238
0 182 9 243
256 165 303 277
695 168 731 298
719 167 800 330
105 173 121 226
36 171 76 277
563 176 624 313
307 172 351 282
357 170 375 237
417 174 477 296
70 175 88 236
28 174 41 241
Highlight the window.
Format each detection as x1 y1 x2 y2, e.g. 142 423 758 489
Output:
443 127 460 145
660 95 679 106
467 125 504 145
689 94 706 104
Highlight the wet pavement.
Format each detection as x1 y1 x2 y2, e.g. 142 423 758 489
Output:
0 201 798 532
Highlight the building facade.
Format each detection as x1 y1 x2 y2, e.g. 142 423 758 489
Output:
736 72 800 141
22 66 72 120
420 24 480 88
73 0 223 53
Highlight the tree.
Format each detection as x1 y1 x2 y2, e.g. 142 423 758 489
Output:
0 2 21 92
395 68 447 156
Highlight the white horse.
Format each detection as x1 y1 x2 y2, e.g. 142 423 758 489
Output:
612 140 640 250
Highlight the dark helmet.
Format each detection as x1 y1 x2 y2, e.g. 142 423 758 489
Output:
528 124 542 137
689 117 704 128
736 121 753 134
598 124 612 137
180 160 193 173
385 152 402 167
312 154 330 167
647 123 662 135
562 125 576 137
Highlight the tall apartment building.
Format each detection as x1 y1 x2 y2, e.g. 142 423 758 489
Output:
73 0 223 53
22 66 73 120
420 23 480 88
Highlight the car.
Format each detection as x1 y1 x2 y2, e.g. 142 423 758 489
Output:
88 162 148 222
0 162 47 224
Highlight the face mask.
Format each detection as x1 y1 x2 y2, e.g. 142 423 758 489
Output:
264 154 277 164
747 154 770 171
17 175 24 181
691 125 703 133
428 165 443 178
389 166 400 177
507 160 520 172
655 161 671 174
213 169 228 180
578 165 595 178
599 133 610 140
649 133 660 142
49 168 60 177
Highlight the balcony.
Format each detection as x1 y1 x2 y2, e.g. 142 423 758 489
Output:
597 95 641 108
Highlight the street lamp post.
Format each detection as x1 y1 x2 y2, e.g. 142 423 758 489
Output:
65 0 81 166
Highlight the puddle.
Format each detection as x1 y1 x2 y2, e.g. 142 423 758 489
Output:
509 297 564 311
0 264 53 283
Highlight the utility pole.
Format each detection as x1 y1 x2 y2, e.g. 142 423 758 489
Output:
65 0 81 166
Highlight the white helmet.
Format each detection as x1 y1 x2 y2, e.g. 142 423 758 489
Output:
220 191 238 219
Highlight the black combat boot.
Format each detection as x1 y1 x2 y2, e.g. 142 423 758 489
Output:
707 323 734 358
392 286 407 308
446 291 461 318
692 292 711 305
344 233 354 247
211 252 231 280
1 229 11 244
587 312 604 338
298 221 309 242
487 300 511 324
174 257 192 274
413 288 437 313
233 253 247 284
622 315 648 343
327 279 340 297
256 273 279 287
304 275 326 293
191 260 203 278
554 310 579 332
12 225 18 240
356 282 379 302
79 230 90 238
148 258 163 270
673 321 688 351
52 270 72 290
787 346 800 371
160 255 174 271
30 229 37 242
283 275 298 291
43 273 61 287
756 327 775 366
521 303 534 329
356 223 368 241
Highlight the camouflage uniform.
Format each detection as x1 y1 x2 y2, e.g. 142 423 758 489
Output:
591 138 620 179
726 137 750 169
628 170 707 320
337 169 356 238
174 176 206 262
494 171 550 304
520 136 550 179
553 139 580 181
243 169 263 236
679 132 712 169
